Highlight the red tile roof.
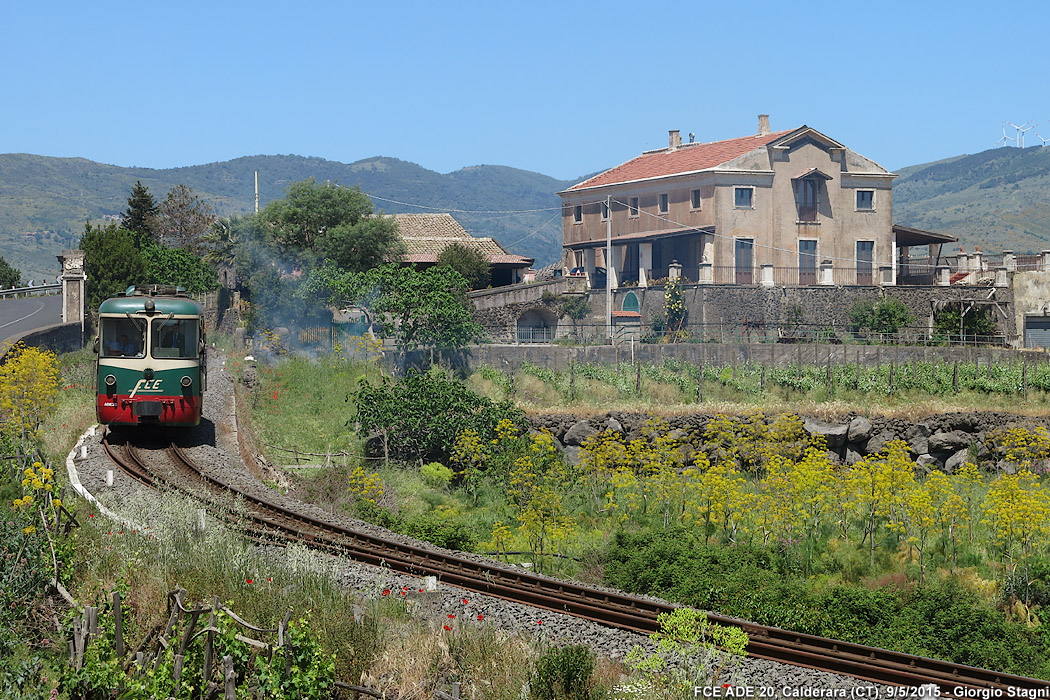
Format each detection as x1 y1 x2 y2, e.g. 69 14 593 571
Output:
567 129 795 191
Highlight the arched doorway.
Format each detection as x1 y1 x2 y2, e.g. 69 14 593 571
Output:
516 308 557 343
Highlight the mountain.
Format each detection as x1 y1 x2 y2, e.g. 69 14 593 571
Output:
892 146 1050 253
0 154 587 282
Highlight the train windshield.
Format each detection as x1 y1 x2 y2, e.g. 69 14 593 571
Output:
150 319 198 359
100 318 145 358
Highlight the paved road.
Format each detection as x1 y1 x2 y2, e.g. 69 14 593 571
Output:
0 294 63 345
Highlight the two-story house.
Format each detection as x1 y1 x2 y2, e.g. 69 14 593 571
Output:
559 116 937 289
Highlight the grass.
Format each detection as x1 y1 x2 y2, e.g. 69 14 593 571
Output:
467 359 1050 419
244 352 385 464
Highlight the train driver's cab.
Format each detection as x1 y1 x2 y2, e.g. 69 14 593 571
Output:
101 319 145 357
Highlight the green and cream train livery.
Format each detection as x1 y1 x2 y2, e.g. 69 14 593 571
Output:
95 285 205 427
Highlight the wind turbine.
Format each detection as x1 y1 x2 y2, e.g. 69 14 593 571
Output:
1037 133 1050 146
1008 121 1036 148
995 122 1012 146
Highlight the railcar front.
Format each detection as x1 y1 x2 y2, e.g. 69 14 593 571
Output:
95 286 205 427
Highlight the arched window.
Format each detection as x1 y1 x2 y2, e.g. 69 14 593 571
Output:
622 291 639 313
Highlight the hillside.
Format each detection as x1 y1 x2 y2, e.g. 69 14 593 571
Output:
10 144 1050 285
893 145 1050 253
0 154 585 282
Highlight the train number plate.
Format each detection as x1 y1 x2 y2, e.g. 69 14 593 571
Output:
132 401 163 417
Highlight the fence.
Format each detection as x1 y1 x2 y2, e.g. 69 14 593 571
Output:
67 588 465 699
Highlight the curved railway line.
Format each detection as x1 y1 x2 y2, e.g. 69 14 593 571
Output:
102 431 1050 696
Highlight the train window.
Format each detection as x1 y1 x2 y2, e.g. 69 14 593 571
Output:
150 319 198 359
100 318 145 357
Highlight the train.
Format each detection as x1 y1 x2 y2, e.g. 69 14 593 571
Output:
95 285 205 427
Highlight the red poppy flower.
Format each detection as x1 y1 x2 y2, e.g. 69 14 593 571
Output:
400 590 407 596
447 614 455 619
536 620 543 625
382 589 390 596
477 614 484 621
246 579 253 584
461 598 469 605
418 588 424 593
443 624 451 631
88 514 95 518
266 577 272 582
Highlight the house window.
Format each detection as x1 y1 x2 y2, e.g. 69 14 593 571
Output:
799 240 818 284
629 197 639 217
856 190 875 211
857 241 874 284
691 189 702 210
659 193 669 213
601 200 609 221
795 179 818 222
573 204 582 223
734 187 753 209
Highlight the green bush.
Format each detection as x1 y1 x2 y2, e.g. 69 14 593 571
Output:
421 462 454 489
353 369 523 463
848 298 915 336
603 528 1050 676
531 644 596 700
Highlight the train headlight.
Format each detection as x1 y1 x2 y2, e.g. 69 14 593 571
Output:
104 374 116 387
181 375 192 387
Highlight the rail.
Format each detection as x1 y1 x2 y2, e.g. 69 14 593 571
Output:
100 434 1050 695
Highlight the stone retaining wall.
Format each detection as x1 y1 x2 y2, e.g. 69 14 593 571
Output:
527 410 1046 475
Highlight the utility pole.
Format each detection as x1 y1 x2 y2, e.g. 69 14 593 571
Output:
254 171 259 214
606 194 612 339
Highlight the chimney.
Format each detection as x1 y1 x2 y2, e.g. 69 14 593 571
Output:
668 129 682 149
758 114 770 135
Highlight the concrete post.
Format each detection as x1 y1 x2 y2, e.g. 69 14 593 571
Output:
936 266 951 286
819 260 834 285
668 260 682 282
879 265 895 286
958 253 970 273
994 267 1008 287
972 251 984 272
1003 250 1016 272
56 250 87 336
1041 250 1050 272
760 264 774 287
698 263 714 284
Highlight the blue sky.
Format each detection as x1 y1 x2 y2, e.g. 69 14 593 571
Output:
2 0 1048 183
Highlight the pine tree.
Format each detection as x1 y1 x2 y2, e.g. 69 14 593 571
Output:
121 180 159 250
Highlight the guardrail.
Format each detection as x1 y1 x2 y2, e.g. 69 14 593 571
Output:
0 283 60 298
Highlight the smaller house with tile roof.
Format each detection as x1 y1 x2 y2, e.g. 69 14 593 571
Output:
387 213 534 288
559 116 950 290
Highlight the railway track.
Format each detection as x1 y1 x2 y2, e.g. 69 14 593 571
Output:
101 432 1050 696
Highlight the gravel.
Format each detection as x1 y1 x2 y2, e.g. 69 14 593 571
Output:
68 349 898 695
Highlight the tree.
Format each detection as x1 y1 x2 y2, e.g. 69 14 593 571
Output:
558 295 590 338
155 184 215 256
306 262 484 353
320 215 403 273
141 244 217 294
933 306 997 341
437 242 490 290
261 178 403 270
0 255 21 288
80 223 147 310
121 180 159 250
